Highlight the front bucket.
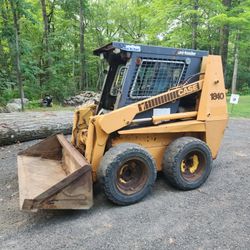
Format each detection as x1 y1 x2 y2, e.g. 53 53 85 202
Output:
18 134 93 211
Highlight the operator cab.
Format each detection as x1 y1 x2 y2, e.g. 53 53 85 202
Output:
93 42 208 118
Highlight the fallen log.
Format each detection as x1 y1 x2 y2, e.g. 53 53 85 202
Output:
0 111 74 146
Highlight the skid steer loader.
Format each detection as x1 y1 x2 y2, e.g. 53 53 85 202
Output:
18 42 228 211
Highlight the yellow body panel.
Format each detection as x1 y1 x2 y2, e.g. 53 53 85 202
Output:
119 120 206 134
112 134 179 171
197 56 228 121
71 55 228 180
205 119 228 158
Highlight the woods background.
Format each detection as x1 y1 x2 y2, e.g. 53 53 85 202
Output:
0 0 249 105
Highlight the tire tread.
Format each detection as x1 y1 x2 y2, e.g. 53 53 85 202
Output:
97 143 157 205
163 137 212 190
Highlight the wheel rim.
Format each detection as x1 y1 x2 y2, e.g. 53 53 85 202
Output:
116 158 149 195
180 150 206 181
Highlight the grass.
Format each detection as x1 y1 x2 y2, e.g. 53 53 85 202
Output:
24 101 75 112
25 105 75 112
227 95 250 118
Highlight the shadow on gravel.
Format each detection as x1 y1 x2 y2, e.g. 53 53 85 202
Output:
19 173 177 231
20 184 113 228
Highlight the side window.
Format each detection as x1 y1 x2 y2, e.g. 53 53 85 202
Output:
110 66 127 96
130 59 185 98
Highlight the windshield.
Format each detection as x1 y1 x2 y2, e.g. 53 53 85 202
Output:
97 51 129 112
110 66 127 96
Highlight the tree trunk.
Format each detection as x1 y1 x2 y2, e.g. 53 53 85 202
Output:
79 0 86 90
231 32 240 94
40 0 50 85
219 0 231 76
47 0 56 33
0 111 73 146
191 0 199 49
73 41 79 89
10 0 24 111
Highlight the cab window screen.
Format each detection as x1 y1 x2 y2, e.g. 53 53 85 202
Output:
130 59 185 98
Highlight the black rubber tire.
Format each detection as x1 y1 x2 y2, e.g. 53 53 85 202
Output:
97 143 157 205
163 137 212 190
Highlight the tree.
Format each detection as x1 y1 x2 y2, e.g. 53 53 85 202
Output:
79 0 86 90
231 31 239 93
40 0 55 85
219 0 232 75
0 0 249 106
10 0 24 111
191 0 199 49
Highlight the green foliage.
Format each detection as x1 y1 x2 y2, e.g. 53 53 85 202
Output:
0 88 19 105
238 83 250 95
25 100 41 109
0 0 249 105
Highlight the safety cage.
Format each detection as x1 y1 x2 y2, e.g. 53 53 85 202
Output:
130 59 186 99
93 42 208 113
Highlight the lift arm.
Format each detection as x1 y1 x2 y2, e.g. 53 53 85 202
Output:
97 80 203 134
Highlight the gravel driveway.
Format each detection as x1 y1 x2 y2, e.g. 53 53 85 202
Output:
0 118 249 250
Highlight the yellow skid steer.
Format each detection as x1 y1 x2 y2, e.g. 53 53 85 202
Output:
18 42 228 211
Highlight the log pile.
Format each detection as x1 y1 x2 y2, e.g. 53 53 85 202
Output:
0 111 74 146
64 91 100 106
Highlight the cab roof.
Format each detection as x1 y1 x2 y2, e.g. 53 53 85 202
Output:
93 41 208 58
